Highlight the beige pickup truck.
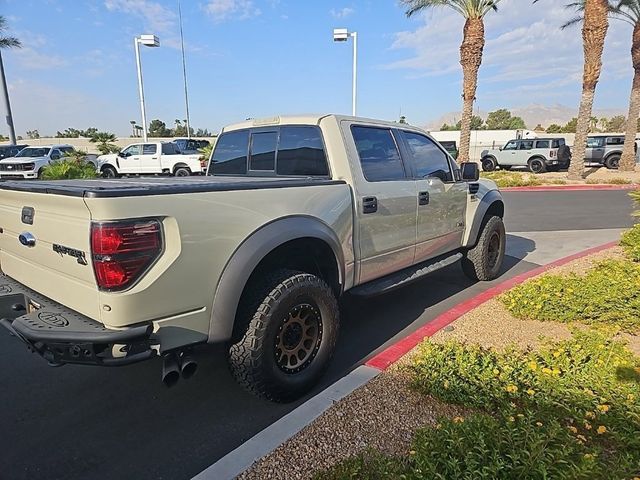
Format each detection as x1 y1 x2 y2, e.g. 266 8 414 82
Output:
0 115 505 402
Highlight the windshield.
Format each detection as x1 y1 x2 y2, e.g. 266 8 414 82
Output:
16 147 51 158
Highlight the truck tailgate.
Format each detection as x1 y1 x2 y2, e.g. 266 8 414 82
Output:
0 188 100 320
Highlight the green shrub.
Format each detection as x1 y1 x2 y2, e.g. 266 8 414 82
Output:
500 260 640 332
481 171 542 188
320 331 640 479
41 159 98 180
621 224 640 262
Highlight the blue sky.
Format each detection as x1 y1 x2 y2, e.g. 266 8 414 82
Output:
0 0 635 136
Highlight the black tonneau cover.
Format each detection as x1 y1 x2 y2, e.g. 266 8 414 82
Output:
0 176 346 198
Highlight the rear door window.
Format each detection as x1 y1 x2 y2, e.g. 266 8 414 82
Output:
551 139 565 148
519 141 534 150
606 137 624 145
587 137 605 148
351 126 406 182
210 130 249 175
400 131 452 182
535 140 550 149
142 144 157 155
277 126 329 176
250 131 277 171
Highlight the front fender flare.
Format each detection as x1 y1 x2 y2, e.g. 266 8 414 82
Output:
463 189 504 248
207 216 345 343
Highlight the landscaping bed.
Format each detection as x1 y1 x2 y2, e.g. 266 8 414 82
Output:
482 167 640 188
240 216 640 480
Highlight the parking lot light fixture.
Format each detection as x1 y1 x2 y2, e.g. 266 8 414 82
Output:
134 34 160 142
332 28 358 117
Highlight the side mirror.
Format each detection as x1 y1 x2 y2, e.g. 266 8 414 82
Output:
460 162 479 181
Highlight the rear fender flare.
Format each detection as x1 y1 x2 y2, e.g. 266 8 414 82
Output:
207 216 345 343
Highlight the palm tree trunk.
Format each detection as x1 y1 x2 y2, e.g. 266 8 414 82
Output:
458 18 485 164
570 0 609 180
620 22 640 172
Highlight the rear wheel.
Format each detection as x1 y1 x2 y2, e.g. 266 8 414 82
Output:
174 166 191 177
528 157 546 174
604 154 620 170
462 216 506 281
228 269 339 402
482 157 497 172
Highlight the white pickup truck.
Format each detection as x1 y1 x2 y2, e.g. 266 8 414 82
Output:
0 115 505 402
0 144 89 179
96 141 204 177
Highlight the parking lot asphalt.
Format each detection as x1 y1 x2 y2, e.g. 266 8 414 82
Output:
0 189 636 480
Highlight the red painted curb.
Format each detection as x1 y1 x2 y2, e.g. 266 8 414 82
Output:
365 240 619 371
502 184 637 192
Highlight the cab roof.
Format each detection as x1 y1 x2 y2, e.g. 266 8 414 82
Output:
222 114 428 134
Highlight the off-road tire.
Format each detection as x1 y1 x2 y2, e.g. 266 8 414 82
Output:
604 154 620 170
229 269 339 402
528 157 546 174
482 157 497 172
461 215 506 281
102 166 118 178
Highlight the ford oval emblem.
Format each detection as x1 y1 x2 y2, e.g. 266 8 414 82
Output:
18 232 36 247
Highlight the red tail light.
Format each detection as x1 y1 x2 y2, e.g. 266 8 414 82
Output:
91 220 163 291
550 150 556 158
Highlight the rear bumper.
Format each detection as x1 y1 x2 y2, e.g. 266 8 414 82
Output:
0 272 156 366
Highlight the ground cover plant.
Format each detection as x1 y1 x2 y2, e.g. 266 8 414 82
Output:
317 330 640 479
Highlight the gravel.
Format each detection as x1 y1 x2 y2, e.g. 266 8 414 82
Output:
239 246 639 480
238 369 466 480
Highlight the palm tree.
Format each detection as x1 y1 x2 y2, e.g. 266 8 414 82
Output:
610 0 640 170
0 16 21 145
540 0 610 179
89 132 120 155
401 0 501 163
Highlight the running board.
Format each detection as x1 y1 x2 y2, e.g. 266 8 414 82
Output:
349 252 463 297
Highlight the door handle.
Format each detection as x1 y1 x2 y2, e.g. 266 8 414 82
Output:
362 196 378 214
418 191 430 206
152 157 158 160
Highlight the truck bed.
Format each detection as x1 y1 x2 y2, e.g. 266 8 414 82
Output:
0 176 346 198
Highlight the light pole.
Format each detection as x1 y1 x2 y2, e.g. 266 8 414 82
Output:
134 34 159 142
177 0 191 139
333 28 358 117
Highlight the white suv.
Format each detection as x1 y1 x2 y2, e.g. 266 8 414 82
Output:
481 138 571 174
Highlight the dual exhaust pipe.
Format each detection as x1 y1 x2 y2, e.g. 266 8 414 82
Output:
161 350 198 388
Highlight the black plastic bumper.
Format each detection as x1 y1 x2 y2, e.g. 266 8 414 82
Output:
0 273 156 366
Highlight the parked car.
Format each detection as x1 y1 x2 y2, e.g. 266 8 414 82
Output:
0 114 505 402
96 141 204 177
0 144 27 160
439 140 459 160
481 138 571 174
584 135 636 169
0 144 76 179
172 138 210 155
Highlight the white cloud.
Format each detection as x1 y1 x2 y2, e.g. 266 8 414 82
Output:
330 7 355 19
104 0 176 32
10 31 67 70
203 0 261 22
386 0 633 101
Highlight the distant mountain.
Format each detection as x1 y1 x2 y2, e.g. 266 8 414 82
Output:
427 104 626 131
